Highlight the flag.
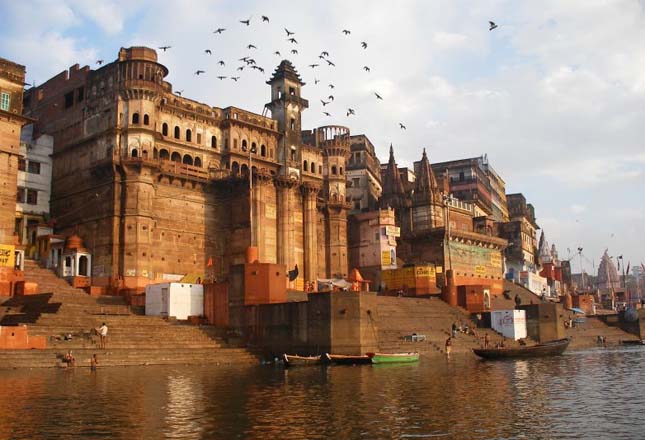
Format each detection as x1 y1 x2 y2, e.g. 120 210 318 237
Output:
207 257 213 267
626 262 630 275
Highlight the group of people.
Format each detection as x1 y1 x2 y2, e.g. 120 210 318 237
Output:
62 351 99 370
59 322 107 370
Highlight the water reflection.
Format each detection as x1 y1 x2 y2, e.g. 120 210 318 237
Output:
1 347 644 439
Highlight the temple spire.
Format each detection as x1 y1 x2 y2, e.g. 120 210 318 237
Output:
380 143 406 208
414 147 439 199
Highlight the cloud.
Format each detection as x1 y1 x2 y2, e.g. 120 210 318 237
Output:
431 31 469 50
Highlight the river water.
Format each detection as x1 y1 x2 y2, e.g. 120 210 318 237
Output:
1 346 644 439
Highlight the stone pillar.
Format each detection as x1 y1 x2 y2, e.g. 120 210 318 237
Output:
442 269 458 306
302 183 320 283
325 204 349 278
275 177 296 267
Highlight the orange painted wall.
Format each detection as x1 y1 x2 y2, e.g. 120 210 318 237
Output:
204 283 229 327
0 325 47 349
244 263 287 305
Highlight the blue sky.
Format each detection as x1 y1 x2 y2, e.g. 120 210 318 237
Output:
1 0 644 274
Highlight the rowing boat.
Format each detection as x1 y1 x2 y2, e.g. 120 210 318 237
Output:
472 338 571 359
282 354 322 367
324 353 372 365
367 352 420 364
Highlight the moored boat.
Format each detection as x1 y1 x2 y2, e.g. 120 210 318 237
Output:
324 353 372 365
367 352 420 364
472 338 571 359
621 340 645 345
283 354 322 367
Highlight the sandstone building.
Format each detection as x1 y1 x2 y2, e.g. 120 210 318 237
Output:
23 47 351 294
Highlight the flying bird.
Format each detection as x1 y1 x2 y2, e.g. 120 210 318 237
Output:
314 78 320 84
251 66 265 73
328 95 334 101
262 15 269 22
308 63 319 68
361 41 367 49
285 28 295 36
195 70 205 75
237 66 245 71
323 111 331 116
374 92 383 100
363 66 370 72
326 59 335 67
288 264 299 282
175 90 183 96
217 76 227 80
489 21 498 31
342 29 351 35
274 51 281 56
240 17 251 26
213 28 226 34
321 99 330 106
320 51 329 57
246 58 256 65
218 60 225 66
96 60 103 65
346 108 355 116
328 84 335 89
239 56 250 62
158 46 171 51
288 38 298 44
204 49 212 55
231 76 240 81
247 44 257 49
399 123 407 130
291 49 298 54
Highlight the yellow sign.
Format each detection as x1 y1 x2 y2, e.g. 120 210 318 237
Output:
475 265 486 275
415 266 436 278
0 245 15 267
381 251 391 265
490 253 502 268
385 225 401 237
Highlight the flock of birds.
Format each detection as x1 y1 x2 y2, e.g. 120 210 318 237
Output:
96 16 499 134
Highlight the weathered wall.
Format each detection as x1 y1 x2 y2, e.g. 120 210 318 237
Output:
520 303 565 342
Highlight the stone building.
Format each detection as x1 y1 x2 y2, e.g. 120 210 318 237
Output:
498 193 540 283
0 57 30 295
16 124 53 247
346 134 381 213
22 47 350 294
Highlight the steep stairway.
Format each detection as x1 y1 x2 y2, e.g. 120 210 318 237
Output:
375 296 519 357
564 312 636 349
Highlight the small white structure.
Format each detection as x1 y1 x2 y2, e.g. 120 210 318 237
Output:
491 310 527 340
145 283 203 320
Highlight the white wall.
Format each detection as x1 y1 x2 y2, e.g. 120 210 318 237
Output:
145 283 203 320
17 124 53 217
491 310 527 340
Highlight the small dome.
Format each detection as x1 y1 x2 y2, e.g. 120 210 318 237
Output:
66 234 84 250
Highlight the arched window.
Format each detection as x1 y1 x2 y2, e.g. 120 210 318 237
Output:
143 114 150 125
231 161 240 176
194 157 202 167
211 136 217 148
182 154 193 165
331 165 337 175
290 118 295 130
162 123 168 136
132 113 140 124
242 139 247 151
142 150 148 159
310 162 315 174
174 126 180 139
186 129 192 142
79 255 89 276
319 165 322 174
153 148 158 159
340 167 344 175
160 149 170 160
303 160 308 172
251 142 257 154
261 144 266 157
196 133 201 144
171 152 181 162
241 164 249 175
131 149 138 158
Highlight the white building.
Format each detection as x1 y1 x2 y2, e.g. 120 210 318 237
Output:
16 124 53 247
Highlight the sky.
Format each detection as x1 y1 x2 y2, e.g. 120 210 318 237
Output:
1 0 644 274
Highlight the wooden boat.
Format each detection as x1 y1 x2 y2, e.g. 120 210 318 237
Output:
621 340 645 345
282 354 322 367
324 353 372 365
472 338 571 359
367 352 420 364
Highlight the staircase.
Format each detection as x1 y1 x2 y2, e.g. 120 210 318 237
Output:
564 312 636 349
0 261 259 369
375 296 519 356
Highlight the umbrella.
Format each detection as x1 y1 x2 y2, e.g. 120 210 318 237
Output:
570 307 586 315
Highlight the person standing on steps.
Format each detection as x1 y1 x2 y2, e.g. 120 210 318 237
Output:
484 333 490 349
98 322 108 349
445 336 452 356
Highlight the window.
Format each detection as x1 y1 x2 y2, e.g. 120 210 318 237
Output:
143 114 149 125
162 123 168 136
27 161 41 174
310 162 315 173
331 166 337 175
1 92 10 111
290 118 295 130
174 126 180 139
242 140 247 151
319 165 322 174
77 87 84 102
340 167 343 175
289 87 295 95
303 161 308 172
16 187 25 203
211 136 217 148
64 91 74 109
27 189 38 205
186 129 192 142
196 133 201 144
132 113 140 124
261 144 266 156
18 158 26 171
352 178 360 187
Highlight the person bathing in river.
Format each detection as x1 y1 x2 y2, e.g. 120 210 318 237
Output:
90 353 99 371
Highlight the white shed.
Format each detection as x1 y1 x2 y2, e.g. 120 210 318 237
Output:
491 310 527 340
145 283 203 320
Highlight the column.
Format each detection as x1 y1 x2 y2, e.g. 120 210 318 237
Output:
302 183 320 283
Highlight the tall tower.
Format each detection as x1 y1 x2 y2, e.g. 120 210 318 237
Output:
265 60 308 172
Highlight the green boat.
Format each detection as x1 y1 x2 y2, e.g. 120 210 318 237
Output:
367 352 420 364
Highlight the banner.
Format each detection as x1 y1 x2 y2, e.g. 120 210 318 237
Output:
0 245 15 267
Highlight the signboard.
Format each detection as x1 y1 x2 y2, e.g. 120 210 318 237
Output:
448 241 503 278
0 245 15 267
381 251 391 265
385 225 401 237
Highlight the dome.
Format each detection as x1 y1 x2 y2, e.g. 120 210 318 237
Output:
66 234 84 250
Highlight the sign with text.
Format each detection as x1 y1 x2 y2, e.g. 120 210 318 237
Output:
385 225 401 237
0 245 15 267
